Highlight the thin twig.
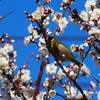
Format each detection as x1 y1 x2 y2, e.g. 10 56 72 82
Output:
33 57 45 100
0 11 13 20
83 45 92 61
81 69 100 83
3 71 27 100
56 93 67 100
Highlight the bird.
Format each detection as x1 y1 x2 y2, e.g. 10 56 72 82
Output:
46 36 82 67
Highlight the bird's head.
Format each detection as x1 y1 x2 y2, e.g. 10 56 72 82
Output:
46 36 59 48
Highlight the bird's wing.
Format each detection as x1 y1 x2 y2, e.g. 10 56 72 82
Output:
58 44 71 61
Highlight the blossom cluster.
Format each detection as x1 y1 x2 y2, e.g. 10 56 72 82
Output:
23 0 100 100
0 34 34 100
69 0 100 68
1 0 100 100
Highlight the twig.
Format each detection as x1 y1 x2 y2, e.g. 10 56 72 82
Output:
36 0 40 3
58 62 88 100
56 93 67 100
0 11 13 20
81 69 100 83
33 57 45 100
83 45 91 61
3 71 26 100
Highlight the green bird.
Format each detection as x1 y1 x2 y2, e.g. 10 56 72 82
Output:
46 36 81 67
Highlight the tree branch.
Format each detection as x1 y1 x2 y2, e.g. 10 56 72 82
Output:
33 57 45 100
0 11 13 20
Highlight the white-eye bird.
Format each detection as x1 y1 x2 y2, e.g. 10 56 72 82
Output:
46 36 81 67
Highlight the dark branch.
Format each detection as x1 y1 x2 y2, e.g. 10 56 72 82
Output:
0 11 13 20
33 57 45 100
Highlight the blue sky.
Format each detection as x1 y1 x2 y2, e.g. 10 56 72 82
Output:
0 0 100 99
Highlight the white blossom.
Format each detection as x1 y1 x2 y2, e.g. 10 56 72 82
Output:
46 63 57 74
76 90 93 99
36 6 44 15
17 69 31 83
69 71 77 79
70 44 77 52
32 11 41 20
36 91 46 100
97 91 100 100
58 17 68 29
64 86 77 98
38 36 46 47
57 66 69 80
2 78 10 91
91 8 100 18
88 27 100 39
43 77 49 87
83 42 88 47
32 29 40 39
3 43 14 53
10 91 22 100
49 90 56 98
24 36 32 45
39 46 49 58
23 86 34 98
85 0 96 11
90 81 96 89
80 10 89 21
81 64 90 76
52 12 62 23
0 48 9 69
28 24 33 34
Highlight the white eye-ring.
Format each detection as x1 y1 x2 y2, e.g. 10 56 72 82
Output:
62 54 65 57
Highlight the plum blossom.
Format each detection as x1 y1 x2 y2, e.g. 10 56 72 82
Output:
2 78 10 91
91 8 100 18
39 46 49 58
24 36 33 45
0 54 8 69
36 91 46 100
88 27 100 39
97 91 100 100
3 43 14 53
57 66 69 80
28 24 40 39
90 81 96 89
38 36 46 47
58 17 68 29
81 64 90 76
64 85 77 98
76 90 93 99
10 91 22 100
0 48 9 69
70 44 77 52
48 90 56 98
46 63 57 74
28 24 33 34
52 12 62 23
32 29 40 39
36 6 44 16
43 77 50 87
85 0 96 11
17 69 31 83
69 70 77 79
23 86 34 98
80 10 89 21
32 11 41 21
